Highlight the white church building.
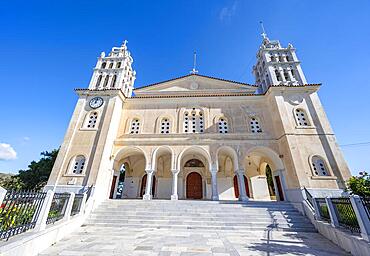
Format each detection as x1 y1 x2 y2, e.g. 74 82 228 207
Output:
45 35 351 204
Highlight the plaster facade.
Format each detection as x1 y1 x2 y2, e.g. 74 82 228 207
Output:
45 37 352 203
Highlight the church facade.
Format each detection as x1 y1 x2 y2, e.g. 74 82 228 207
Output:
45 36 351 204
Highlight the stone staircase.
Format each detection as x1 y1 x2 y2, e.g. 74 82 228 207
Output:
39 200 348 256
86 200 316 233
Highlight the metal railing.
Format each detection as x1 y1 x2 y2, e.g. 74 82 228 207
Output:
315 198 330 222
331 197 360 233
46 193 70 225
0 190 46 241
360 197 370 219
303 187 314 208
71 194 84 216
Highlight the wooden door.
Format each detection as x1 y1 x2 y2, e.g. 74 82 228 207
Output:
186 172 202 199
109 175 117 199
233 175 250 198
140 174 156 198
275 175 284 201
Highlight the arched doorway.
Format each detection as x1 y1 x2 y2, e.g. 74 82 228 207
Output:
140 174 156 198
233 175 250 198
186 172 202 199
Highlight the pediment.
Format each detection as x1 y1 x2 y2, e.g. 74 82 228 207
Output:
134 74 257 96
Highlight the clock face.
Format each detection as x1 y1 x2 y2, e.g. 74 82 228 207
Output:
89 97 104 109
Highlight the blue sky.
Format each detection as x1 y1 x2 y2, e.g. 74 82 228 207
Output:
0 0 369 175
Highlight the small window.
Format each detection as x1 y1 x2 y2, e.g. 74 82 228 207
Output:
103 76 109 88
96 75 102 88
311 156 329 176
109 62 114 69
275 70 282 82
116 62 121 68
286 55 290 62
295 109 310 127
86 112 98 128
160 118 170 134
130 119 140 134
101 62 106 69
284 70 290 81
71 155 85 174
218 117 228 134
111 75 117 88
250 117 262 133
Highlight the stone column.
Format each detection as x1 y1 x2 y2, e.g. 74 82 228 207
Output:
171 170 179 200
143 169 154 200
236 170 248 201
210 168 219 201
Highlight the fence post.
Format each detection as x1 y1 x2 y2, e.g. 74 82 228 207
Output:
0 186 7 205
350 195 370 242
312 198 322 220
34 190 54 232
325 197 339 228
80 193 87 215
63 192 75 221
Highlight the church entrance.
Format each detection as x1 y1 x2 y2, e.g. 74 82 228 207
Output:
186 172 202 199
233 175 250 198
140 174 156 198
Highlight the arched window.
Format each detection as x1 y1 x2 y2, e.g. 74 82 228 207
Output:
286 55 290 62
109 62 114 69
250 117 262 133
70 155 85 174
130 118 140 134
96 75 102 88
311 156 330 176
295 108 310 126
103 76 109 88
184 159 204 167
116 62 121 68
218 117 228 133
86 112 98 128
183 109 204 133
101 62 106 69
183 112 189 133
111 75 117 88
275 69 282 81
284 70 290 81
160 118 170 134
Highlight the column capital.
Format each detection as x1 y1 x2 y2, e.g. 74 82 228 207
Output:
145 169 155 175
236 169 245 175
171 169 180 174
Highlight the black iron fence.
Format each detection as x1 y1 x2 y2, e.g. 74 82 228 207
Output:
46 193 70 225
71 194 84 216
331 197 360 233
0 190 46 241
315 198 330 222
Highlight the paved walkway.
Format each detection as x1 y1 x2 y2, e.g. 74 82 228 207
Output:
39 227 348 256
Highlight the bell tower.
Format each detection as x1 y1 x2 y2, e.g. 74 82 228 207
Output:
88 40 136 97
253 31 307 93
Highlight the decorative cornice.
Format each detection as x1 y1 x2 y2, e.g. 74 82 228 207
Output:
134 73 257 91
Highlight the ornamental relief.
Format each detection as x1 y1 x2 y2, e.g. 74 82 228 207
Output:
286 95 304 106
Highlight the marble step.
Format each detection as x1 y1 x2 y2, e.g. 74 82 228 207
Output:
85 218 313 227
83 222 317 232
88 214 310 222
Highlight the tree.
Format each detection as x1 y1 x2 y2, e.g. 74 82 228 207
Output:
0 149 59 191
347 171 370 197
